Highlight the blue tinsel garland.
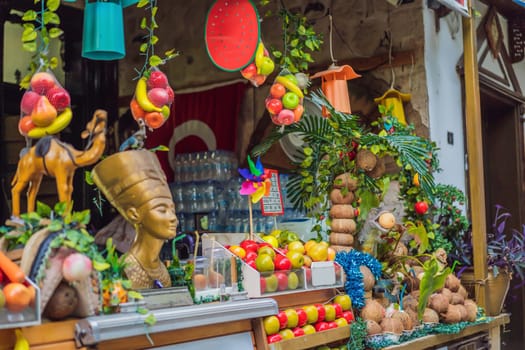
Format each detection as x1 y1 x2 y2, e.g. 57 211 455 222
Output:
335 250 383 310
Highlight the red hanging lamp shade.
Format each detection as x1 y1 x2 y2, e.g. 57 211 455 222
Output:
311 64 361 116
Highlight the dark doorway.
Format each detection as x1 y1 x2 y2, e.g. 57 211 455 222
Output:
480 87 525 349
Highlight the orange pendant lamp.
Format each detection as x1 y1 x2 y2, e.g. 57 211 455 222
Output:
311 64 361 116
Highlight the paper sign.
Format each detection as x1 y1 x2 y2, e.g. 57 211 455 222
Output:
260 169 284 216
436 0 469 17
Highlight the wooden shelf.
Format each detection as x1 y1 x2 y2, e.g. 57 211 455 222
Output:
268 326 350 350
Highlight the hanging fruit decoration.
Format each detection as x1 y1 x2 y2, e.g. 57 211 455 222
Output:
266 71 305 126
129 0 178 132
240 41 275 87
17 0 70 140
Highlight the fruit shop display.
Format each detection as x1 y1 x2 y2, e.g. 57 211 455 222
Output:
265 71 306 126
18 71 72 139
261 295 354 344
240 41 275 87
0 251 38 321
130 68 174 130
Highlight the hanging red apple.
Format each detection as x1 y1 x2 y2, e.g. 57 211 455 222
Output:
414 201 429 215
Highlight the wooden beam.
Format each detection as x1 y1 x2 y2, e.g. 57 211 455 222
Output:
328 50 416 73
462 0 488 309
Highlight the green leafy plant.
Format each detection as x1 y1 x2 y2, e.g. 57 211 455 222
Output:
17 0 63 88
134 0 179 79
251 90 436 239
264 1 323 73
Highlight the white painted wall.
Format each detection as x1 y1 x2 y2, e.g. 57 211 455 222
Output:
423 6 467 192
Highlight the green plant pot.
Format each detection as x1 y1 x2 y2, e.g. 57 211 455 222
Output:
460 267 511 316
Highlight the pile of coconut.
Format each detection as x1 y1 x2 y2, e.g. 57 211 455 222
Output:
360 270 479 338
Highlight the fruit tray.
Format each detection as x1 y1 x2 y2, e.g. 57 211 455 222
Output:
0 277 41 330
201 234 344 298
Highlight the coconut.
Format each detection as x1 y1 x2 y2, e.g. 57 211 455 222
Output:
456 304 468 321
402 294 419 311
329 204 356 219
428 293 449 313
366 320 382 335
360 266 376 291
464 299 478 322
330 218 357 234
366 157 386 179
440 304 463 324
410 289 420 300
330 244 353 253
377 212 396 230
445 274 461 292
356 149 377 171
405 308 419 327
329 232 354 246
402 275 420 293
457 284 469 299
330 188 355 204
450 292 465 305
391 310 414 330
361 299 385 323
333 173 358 191
440 287 453 304
422 308 440 324
380 317 404 334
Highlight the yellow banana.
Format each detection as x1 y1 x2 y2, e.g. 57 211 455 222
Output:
14 329 29 350
275 75 304 99
28 107 73 139
255 42 265 74
135 77 162 112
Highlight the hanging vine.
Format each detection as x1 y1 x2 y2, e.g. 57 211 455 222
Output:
18 0 63 89
134 0 179 79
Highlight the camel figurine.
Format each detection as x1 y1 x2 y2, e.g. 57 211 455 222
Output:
11 109 108 218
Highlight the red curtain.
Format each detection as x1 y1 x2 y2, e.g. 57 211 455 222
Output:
145 82 246 182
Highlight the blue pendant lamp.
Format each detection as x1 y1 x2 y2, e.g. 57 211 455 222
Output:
513 0 525 7
81 0 126 60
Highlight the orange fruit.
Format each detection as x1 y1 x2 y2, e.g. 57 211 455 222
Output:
3 282 31 312
130 98 146 121
144 111 165 129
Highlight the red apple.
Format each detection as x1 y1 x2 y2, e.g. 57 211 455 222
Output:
275 271 288 291
240 239 259 253
246 258 257 270
267 334 282 344
147 70 169 89
266 98 283 115
62 253 92 282
314 304 326 322
414 201 429 214
147 88 170 107
46 87 70 111
275 108 295 126
259 277 266 292
241 63 257 79
292 327 305 337
20 91 41 115
342 310 354 323
274 255 292 271
30 71 56 94
327 321 338 329
166 86 175 104
333 303 343 318
18 115 35 136
276 310 288 329
296 308 308 327
244 250 258 261
314 321 329 332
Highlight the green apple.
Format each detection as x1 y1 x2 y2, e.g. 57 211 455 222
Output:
256 254 275 272
261 235 279 248
324 304 336 322
258 245 276 259
259 57 275 76
287 271 300 290
334 294 352 311
286 251 304 269
282 92 300 110
279 328 295 340
263 315 280 335
301 324 316 335
265 274 279 293
284 308 299 328
287 240 305 254
334 317 348 328
302 304 319 324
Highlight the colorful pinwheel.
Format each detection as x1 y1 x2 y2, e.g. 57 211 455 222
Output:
238 156 271 203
